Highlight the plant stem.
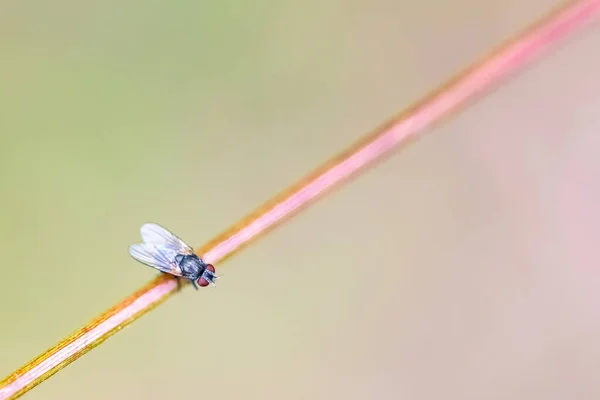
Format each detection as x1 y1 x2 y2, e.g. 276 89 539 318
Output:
2 0 599 398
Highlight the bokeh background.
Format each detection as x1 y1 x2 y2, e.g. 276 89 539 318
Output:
2 0 600 399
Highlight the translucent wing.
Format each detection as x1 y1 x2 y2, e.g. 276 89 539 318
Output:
140 223 194 255
129 243 183 276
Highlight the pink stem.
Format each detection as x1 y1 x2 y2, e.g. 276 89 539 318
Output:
2 1 599 399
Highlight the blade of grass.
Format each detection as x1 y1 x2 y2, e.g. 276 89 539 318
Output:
1 0 599 398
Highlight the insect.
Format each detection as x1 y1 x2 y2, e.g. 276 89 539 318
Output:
129 223 218 289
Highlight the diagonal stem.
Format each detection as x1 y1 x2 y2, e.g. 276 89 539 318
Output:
1 0 599 398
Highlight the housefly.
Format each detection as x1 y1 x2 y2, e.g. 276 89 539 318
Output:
129 223 218 289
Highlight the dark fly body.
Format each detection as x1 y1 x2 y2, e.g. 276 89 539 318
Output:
129 223 218 289
175 253 217 289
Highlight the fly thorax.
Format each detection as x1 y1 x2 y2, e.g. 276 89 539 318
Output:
178 254 204 279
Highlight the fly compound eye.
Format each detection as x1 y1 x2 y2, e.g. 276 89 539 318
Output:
197 264 216 287
197 277 210 287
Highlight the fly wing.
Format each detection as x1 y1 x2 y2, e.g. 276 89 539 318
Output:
129 243 184 276
140 223 194 255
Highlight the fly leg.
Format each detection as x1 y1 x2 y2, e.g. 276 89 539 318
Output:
191 279 199 290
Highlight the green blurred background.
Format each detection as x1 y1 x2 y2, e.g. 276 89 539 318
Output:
2 0 600 399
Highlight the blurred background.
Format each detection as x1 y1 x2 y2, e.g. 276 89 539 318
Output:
2 0 600 399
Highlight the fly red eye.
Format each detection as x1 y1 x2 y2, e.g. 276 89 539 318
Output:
197 278 210 287
206 264 215 273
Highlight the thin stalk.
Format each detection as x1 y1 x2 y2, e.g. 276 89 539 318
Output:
1 0 599 398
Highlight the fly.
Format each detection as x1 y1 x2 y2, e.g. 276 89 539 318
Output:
129 223 218 289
